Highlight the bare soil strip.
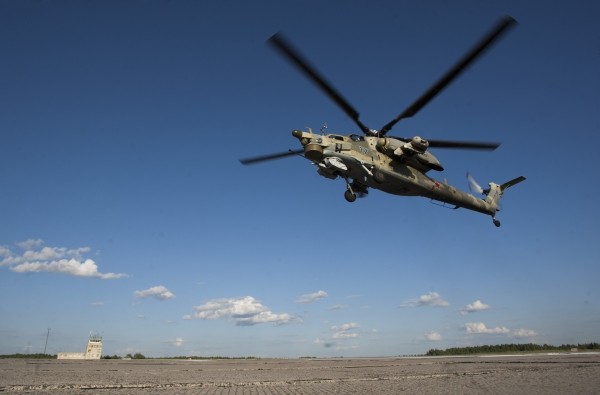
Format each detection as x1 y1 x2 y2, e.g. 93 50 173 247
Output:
1 353 599 394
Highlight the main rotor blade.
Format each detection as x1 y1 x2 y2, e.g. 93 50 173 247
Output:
390 136 500 150
239 149 304 165
380 16 517 135
427 140 500 150
268 33 371 135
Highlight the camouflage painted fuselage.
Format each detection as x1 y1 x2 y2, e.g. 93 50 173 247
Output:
292 129 511 217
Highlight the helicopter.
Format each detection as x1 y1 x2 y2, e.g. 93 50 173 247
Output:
240 16 525 227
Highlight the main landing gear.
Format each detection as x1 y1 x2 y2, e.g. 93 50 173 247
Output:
344 179 368 203
344 189 357 203
492 217 501 227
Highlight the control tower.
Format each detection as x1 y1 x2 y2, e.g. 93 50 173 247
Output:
57 334 103 360
84 335 103 359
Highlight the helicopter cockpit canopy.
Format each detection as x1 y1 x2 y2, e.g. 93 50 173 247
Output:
327 134 346 141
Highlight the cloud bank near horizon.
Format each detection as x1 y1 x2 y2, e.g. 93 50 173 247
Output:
1 239 127 279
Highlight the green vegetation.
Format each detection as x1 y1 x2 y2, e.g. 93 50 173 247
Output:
0 353 56 359
426 342 600 356
125 353 146 359
7 344 598 360
165 356 258 360
102 354 256 360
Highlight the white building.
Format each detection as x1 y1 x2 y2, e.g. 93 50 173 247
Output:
57 335 103 360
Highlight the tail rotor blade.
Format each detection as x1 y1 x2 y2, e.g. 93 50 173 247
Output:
467 172 484 195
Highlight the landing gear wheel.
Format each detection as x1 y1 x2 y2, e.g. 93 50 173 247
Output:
344 190 357 203
374 170 385 184
493 218 501 227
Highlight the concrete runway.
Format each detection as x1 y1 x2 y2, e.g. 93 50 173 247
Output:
1 353 599 394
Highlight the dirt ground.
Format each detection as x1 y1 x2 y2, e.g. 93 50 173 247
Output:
1 353 599 394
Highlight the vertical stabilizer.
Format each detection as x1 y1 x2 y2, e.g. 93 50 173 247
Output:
485 183 502 210
485 176 526 226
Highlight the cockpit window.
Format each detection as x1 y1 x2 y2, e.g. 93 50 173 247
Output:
350 134 364 142
328 134 345 141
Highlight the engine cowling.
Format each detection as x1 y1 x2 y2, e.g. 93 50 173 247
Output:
377 136 429 157
408 136 429 153
377 136 443 171
376 137 400 156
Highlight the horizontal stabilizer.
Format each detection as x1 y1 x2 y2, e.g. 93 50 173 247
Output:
500 176 526 192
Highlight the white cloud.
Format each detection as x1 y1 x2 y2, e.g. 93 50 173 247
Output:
461 300 490 315
1 239 126 279
329 304 347 310
296 290 328 304
167 337 184 347
23 246 66 261
333 324 359 338
11 258 125 279
333 323 359 332
0 246 11 261
314 338 337 348
401 292 449 308
425 331 442 341
333 332 358 339
17 238 43 250
464 322 538 338
464 322 510 335
135 285 175 301
315 323 361 350
192 296 297 326
511 328 538 338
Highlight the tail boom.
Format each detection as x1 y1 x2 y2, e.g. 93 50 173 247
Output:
427 175 525 227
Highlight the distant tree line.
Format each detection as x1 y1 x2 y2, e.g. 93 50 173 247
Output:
102 352 147 359
126 353 146 359
101 354 258 360
166 356 258 360
0 353 56 359
426 342 600 356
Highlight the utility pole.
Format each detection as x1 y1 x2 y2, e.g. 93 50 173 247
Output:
43 328 50 355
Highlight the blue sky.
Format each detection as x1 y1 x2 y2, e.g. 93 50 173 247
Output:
1 0 598 358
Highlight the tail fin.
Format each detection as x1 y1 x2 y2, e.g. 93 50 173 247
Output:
484 176 526 227
485 176 526 210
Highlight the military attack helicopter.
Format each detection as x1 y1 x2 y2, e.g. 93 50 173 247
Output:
241 16 525 227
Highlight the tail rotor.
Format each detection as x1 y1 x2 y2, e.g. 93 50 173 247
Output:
466 173 525 227
467 172 487 195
